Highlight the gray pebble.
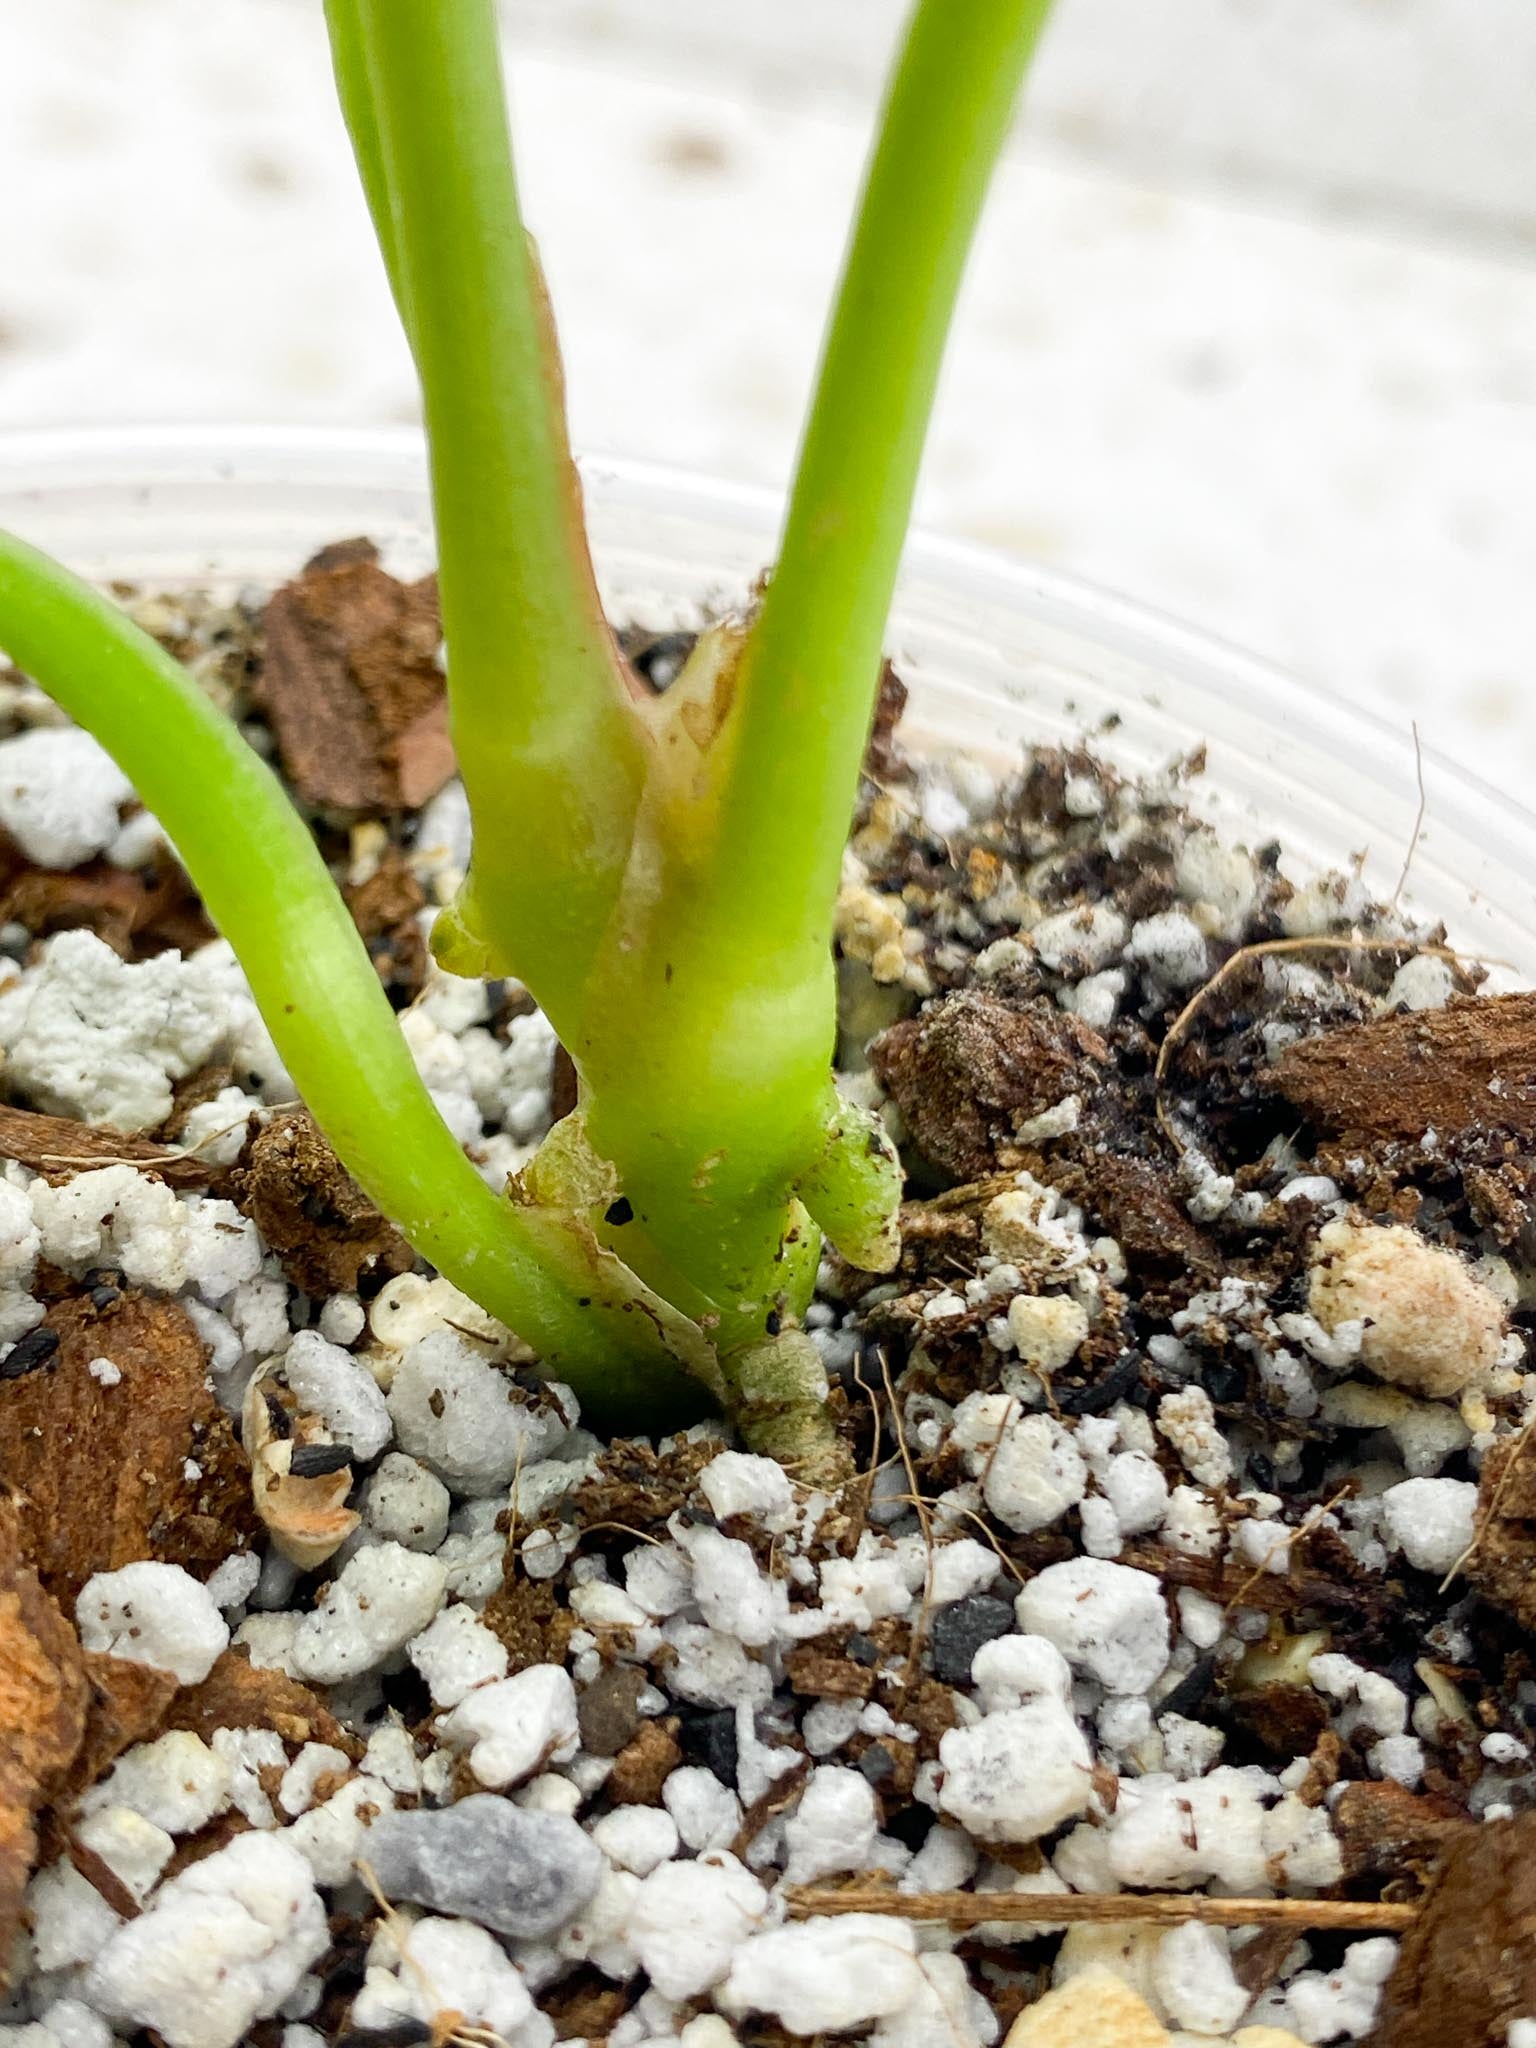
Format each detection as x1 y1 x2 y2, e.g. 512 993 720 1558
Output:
363 1794 602 1938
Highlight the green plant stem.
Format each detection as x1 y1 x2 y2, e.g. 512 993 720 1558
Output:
572 0 1054 1358
325 0 647 996
0 533 710 1427
321 0 405 322
700 0 1055 980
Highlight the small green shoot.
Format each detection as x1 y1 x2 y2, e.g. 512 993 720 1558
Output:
0 0 1054 1473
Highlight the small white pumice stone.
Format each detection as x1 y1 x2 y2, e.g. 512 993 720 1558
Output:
80 1732 231 1836
718 1915 923 2034
900 1823 979 1897
1005 1294 1090 1373
628 1853 768 1999
589 1805 680 1877
1151 1922 1248 2036
438 1664 579 1787
287 1542 447 1684
1155 1386 1232 1490
981 1413 1088 1535
555 1859 641 1979
1385 954 1455 1012
1279 1937 1398 2043
387 1328 570 1495
362 1723 423 1797
277 1330 392 1461
1379 1475 1478 1575
350 1915 534 2039
285 1775 397 1887
872 1952 997 2048
816 1531 918 1630
662 1618 773 1710
1030 903 1127 980
406 1601 510 1707
1100 1451 1170 1536
1127 909 1210 990
1106 1766 1276 1892
212 1727 288 1828
783 1766 879 1884
698 1449 797 1529
363 1452 452 1553
0 727 132 867
27 1857 126 1972
1308 1217 1505 1398
73 1805 175 1903
685 1528 778 1648
1160 1712 1226 1780
234 1611 301 1673
75 1562 229 1684
14 1999 116 2048
82 1833 328 2048
1 931 228 1132
277 1743 352 1819
623 1542 695 1619
1016 1558 1170 1695
663 1767 743 1853
1369 1734 1426 1787
1174 831 1260 939
928 1536 1001 1604
937 1698 1093 1844
970 1632 1074 1711
316 1292 366 1346
517 1770 582 1817
204 1551 261 1612
1308 1652 1409 1737
1060 968 1127 1029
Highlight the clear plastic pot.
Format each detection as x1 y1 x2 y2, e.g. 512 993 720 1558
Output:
1 423 1532 978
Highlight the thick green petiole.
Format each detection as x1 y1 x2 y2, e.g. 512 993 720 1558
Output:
325 0 647 999
0 533 709 1427
564 0 1055 1443
698 0 1056 979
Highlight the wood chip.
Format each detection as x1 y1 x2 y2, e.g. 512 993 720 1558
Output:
783 1646 876 1701
1365 1813 1536 2046
1332 1779 1470 1884
0 1103 218 1189
607 1720 682 1807
51 1653 179 1818
165 1649 347 1752
0 1289 256 1605
0 1500 89 1979
1461 1426 1536 1629
1269 991 1536 1141
256 544 453 812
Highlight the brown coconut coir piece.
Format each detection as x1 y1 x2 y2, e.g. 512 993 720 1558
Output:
232 1107 412 1299
0 1287 255 1605
1268 990 1536 1141
0 1501 89 1979
257 537 454 813
1365 1812 1536 2047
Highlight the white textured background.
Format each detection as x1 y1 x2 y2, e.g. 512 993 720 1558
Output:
1 0 1534 793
